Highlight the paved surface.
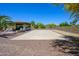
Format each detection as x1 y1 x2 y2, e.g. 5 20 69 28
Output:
11 30 65 40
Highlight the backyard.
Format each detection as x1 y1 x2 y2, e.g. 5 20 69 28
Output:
0 3 79 56
0 29 79 56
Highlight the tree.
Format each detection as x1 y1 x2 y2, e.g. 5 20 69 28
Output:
70 19 78 25
31 21 35 26
0 16 12 30
59 21 69 27
31 21 36 29
36 22 46 29
64 4 79 21
46 23 56 28
53 3 79 20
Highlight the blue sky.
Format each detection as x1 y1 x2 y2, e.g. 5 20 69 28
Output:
0 3 71 25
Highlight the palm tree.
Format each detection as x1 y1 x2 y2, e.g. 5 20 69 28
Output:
70 19 78 25
53 3 79 20
0 16 12 30
64 4 79 20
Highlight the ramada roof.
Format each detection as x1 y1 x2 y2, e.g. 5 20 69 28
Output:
15 21 31 25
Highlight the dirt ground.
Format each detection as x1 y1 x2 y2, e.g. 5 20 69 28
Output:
0 39 69 56
0 30 73 56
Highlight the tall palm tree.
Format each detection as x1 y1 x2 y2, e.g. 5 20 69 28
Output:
0 16 12 30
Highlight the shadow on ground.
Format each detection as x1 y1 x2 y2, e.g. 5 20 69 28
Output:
0 34 15 38
0 34 8 38
51 35 79 56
